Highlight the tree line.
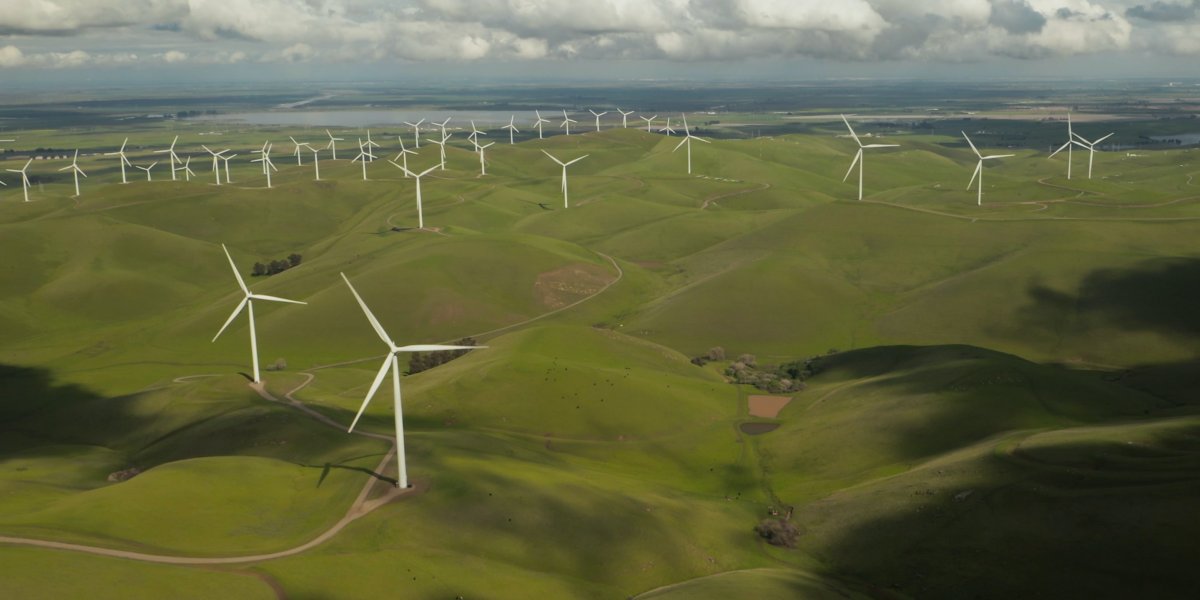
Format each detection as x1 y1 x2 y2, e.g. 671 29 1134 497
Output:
408 337 479 374
251 254 302 277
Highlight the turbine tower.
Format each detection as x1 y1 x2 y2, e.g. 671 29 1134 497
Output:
589 109 608 132
1048 113 1081 180
403 118 425 149
560 110 578 136
841 114 900 201
340 273 483 488
388 161 439 229
617 109 634 128
300 143 320 180
325 129 344 160
533 110 550 139
673 115 710 175
58 150 87 197
213 244 306 384
542 150 588 209
502 115 519 144
153 136 182 181
5 159 32 202
478 141 495 176
963 131 1014 206
104 138 133 184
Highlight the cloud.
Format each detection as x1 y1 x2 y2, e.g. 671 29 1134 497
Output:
0 0 1194 69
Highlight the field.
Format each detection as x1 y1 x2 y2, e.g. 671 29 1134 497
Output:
1 89 1199 599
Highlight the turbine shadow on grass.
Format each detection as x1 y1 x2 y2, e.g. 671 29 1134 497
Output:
315 461 397 488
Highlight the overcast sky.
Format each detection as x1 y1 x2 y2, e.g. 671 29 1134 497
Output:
2 0 1199 83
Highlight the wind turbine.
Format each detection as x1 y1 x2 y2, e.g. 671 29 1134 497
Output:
403 119 425 149
363 130 381 162
641 115 657 132
394 138 417 177
213 244 306 384
6 159 32 202
340 272 483 488
1071 130 1115 180
201 145 229 185
289 137 306 165
963 131 1014 206
306 144 321 180
427 133 450 170
617 109 634 128
589 109 608 132
136 162 157 182
387 161 439 229
841 114 900 201
251 142 278 188
180 156 197 182
478 141 495 176
673 116 710 175
542 150 588 209
659 117 676 136
352 139 375 180
560 110 577 136
502 115 519 144
220 153 237 184
467 120 486 151
533 110 550 139
153 135 181 181
1048 113 1081 180
325 129 344 160
104 138 133 184
58 150 87 197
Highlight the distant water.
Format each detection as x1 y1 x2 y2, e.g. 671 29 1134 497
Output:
1150 133 1200 146
193 110 544 128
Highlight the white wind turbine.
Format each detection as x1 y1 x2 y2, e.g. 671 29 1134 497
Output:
352 139 375 180
340 272 483 489
105 138 133 184
301 143 320 180
220 153 237 184
478 141 495 176
1071 129 1115 180
640 115 657 132
433 117 452 140
617 109 634 128
673 115 710 175
6 159 32 202
325 129 344 160
58 150 87 197
533 110 550 139
502 115 519 144
841 114 900 201
363 130 381 161
153 135 182 181
180 156 196 182
251 142 278 188
394 138 417 177
289 137 306 165
1048 113 1081 180
963 131 1014 206
213 244 306 384
387 161 439 229
427 133 451 170
589 109 608 132
542 150 588 209
136 162 157 182
467 120 486 151
403 119 425 149
201 145 229 185
659 116 676 136
560 110 578 136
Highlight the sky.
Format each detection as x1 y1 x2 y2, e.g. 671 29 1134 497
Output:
1 0 1199 84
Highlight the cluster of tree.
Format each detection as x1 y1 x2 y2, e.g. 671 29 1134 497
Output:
251 254 302 277
408 337 479 374
692 346 838 394
754 518 800 548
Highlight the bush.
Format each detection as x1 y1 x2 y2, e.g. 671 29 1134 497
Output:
754 518 800 548
706 346 726 361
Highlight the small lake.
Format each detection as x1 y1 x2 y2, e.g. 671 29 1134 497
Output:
1149 133 1200 146
194 110 545 128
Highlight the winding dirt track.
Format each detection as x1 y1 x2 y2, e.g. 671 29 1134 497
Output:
0 250 624 565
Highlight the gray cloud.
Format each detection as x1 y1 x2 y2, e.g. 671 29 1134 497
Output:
991 0 1048 33
1126 1 1199 20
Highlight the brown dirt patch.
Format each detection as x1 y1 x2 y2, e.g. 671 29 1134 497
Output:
748 395 793 418
534 263 615 310
740 422 781 436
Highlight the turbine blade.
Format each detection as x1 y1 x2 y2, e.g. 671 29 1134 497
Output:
962 132 981 158
340 273 394 347
564 155 589 166
212 297 248 342
542 150 564 166
1094 133 1115 145
968 162 981 190
395 344 486 352
348 357 393 432
1049 141 1071 158
840 114 862 147
249 293 307 305
222 244 249 294
862 144 899 148
674 137 688 152
983 154 1015 160
843 150 861 183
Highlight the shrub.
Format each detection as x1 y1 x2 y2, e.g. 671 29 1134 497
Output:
754 518 800 548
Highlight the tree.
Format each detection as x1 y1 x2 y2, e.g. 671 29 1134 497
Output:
706 346 726 361
287 253 302 267
251 262 267 277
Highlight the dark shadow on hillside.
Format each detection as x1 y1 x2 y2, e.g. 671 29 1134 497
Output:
1013 257 1200 342
314 461 397 488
